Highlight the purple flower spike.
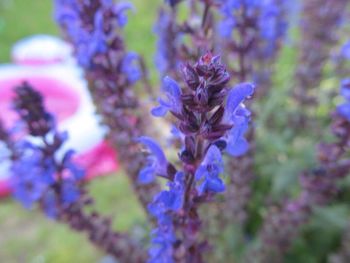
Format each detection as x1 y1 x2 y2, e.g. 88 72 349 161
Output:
138 137 168 183
151 76 182 117
195 145 225 195
148 172 185 263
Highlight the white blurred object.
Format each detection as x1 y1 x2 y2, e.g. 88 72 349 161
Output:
11 35 74 65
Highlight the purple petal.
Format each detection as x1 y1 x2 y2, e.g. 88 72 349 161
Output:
139 166 156 184
151 105 168 117
163 76 181 100
341 78 350 100
138 136 167 169
226 83 255 115
337 103 350 121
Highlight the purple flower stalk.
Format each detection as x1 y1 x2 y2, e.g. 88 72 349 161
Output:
55 0 160 212
8 83 83 216
215 0 288 227
0 82 147 262
154 7 181 78
293 0 348 108
140 53 254 262
154 0 218 80
218 0 288 84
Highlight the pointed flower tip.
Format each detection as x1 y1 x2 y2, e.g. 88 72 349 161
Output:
163 76 181 95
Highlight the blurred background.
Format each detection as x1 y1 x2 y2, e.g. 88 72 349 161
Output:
1 0 350 263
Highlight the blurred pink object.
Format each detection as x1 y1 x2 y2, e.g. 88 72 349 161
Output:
75 141 119 180
0 38 120 197
0 76 80 128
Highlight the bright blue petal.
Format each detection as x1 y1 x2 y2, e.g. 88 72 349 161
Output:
138 137 167 165
226 83 255 115
151 105 168 117
338 103 350 121
163 76 181 101
139 166 156 184
341 79 350 100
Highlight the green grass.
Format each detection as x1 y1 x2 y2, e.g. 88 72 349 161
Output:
0 0 58 62
0 174 147 263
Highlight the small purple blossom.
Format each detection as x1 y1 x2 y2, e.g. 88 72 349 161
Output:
121 52 142 84
195 145 225 194
151 76 182 117
148 172 185 262
224 83 255 156
5 83 84 218
138 136 168 184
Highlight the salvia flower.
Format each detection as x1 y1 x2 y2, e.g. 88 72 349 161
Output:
55 0 141 80
138 136 169 183
224 83 254 156
6 83 84 218
195 145 225 194
217 0 288 85
0 83 148 262
55 0 159 214
151 76 182 117
141 52 254 262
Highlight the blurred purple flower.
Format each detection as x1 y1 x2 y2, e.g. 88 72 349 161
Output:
151 76 182 117
195 145 225 194
138 137 168 184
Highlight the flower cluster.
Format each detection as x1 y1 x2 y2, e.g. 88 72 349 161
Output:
154 7 181 78
55 0 140 82
218 0 288 62
154 0 219 80
0 83 148 262
55 0 159 212
1 83 84 217
294 0 348 107
140 53 254 262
